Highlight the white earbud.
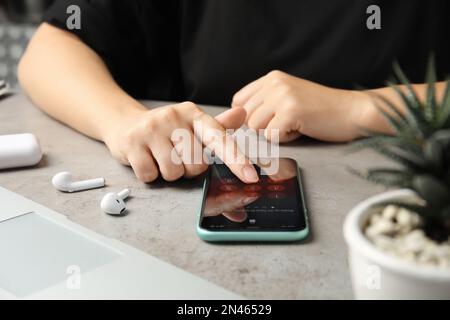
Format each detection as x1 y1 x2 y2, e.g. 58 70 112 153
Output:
101 189 130 215
52 171 105 193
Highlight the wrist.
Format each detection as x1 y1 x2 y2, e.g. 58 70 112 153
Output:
99 99 147 145
347 90 375 138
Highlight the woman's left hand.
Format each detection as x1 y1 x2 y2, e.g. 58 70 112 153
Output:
232 70 370 143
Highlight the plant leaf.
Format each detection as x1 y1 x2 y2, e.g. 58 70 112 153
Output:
412 174 450 209
372 101 405 134
386 81 431 137
350 135 422 156
368 90 409 127
392 61 422 109
374 146 426 170
425 55 438 123
362 168 414 187
424 130 450 172
437 79 450 128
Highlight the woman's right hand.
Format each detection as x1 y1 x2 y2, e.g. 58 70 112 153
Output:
102 101 259 183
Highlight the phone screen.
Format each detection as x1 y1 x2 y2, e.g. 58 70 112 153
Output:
199 158 307 232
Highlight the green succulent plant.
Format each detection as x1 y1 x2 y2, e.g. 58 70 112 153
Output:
352 57 450 242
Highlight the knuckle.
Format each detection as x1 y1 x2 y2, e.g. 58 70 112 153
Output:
132 159 158 183
160 106 179 122
123 128 138 145
231 93 241 106
278 82 292 93
136 173 148 183
145 119 158 133
247 117 259 130
139 169 159 183
149 108 180 129
115 153 129 165
268 75 289 89
145 118 158 132
109 145 129 165
185 163 208 178
162 166 185 181
284 103 298 115
179 101 198 112
269 77 282 87
267 70 285 80
140 113 159 132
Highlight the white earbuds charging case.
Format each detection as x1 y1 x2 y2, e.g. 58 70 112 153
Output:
0 133 43 170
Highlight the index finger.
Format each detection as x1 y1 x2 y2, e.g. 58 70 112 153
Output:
192 110 259 183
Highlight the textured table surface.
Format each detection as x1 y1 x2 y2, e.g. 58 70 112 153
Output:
0 94 389 299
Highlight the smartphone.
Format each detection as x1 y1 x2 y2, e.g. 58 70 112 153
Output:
197 158 309 242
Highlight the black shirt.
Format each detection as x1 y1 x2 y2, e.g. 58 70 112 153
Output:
44 0 450 106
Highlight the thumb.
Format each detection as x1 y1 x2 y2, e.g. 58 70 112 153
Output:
215 107 247 129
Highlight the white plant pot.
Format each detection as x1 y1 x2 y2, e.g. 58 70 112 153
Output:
343 189 450 299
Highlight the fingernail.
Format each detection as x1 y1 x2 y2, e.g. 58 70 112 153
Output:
242 196 258 205
243 165 259 183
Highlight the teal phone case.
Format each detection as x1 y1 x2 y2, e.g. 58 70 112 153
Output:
196 160 309 242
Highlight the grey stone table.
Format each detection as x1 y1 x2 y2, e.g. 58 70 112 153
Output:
0 94 389 299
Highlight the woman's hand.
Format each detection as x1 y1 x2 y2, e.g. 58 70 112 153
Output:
102 102 259 183
232 70 371 143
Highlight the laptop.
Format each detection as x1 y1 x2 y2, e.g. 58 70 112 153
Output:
0 186 240 299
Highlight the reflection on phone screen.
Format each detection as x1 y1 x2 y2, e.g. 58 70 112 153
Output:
200 158 307 231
